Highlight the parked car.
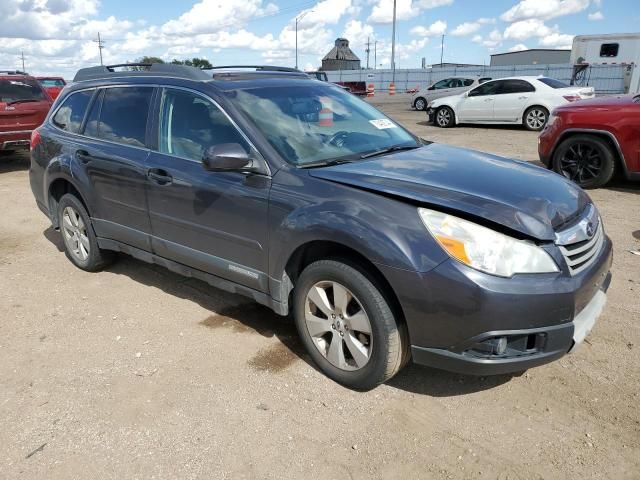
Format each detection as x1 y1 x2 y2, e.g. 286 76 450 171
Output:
0 70 52 153
539 94 640 188
427 76 595 131
410 76 491 111
307 71 367 96
30 63 612 390
37 76 67 100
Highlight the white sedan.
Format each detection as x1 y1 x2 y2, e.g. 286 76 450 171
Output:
427 76 595 131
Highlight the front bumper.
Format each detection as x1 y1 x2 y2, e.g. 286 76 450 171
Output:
378 234 613 376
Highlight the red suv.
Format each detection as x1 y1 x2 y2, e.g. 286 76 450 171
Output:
0 71 52 152
36 76 66 100
539 94 640 188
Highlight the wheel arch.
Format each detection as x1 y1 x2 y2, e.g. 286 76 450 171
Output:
47 176 91 229
549 129 629 178
277 240 406 324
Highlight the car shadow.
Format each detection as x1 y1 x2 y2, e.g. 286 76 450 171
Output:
416 121 532 131
42 230 519 396
0 151 30 173
607 178 640 195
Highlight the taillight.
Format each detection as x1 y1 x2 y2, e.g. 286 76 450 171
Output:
563 95 580 102
30 129 42 150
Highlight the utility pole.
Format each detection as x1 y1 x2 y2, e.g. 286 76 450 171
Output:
374 41 377 70
391 0 397 81
295 11 312 70
20 51 25 72
365 37 371 69
93 32 105 66
440 34 445 66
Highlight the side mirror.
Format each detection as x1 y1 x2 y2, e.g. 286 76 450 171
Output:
465 91 472 97
428 85 435 91
202 143 257 172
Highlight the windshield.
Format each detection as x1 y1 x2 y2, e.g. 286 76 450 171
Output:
0 78 48 103
229 84 419 166
538 77 570 89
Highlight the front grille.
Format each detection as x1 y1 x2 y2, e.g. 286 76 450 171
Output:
558 220 604 276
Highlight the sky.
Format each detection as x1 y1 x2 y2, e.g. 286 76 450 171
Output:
0 0 637 77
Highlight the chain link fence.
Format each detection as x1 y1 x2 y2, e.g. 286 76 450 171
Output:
325 64 633 95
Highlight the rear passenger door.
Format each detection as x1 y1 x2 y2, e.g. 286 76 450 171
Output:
145 87 271 292
79 86 155 251
492 79 536 122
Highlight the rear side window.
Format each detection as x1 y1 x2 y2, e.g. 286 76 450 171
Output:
499 80 535 94
600 43 619 57
40 79 65 87
52 90 93 133
90 87 153 147
0 78 48 103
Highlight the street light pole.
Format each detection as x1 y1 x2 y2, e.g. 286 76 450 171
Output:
295 11 312 70
391 0 397 82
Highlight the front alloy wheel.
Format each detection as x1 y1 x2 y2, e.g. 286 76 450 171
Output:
435 107 454 128
304 281 373 371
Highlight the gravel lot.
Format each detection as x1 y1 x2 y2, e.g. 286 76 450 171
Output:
1 95 639 479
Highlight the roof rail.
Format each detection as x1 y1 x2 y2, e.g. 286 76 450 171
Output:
0 70 29 75
73 63 211 82
205 65 302 73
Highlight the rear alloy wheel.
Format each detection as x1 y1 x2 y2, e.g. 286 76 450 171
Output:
435 106 455 128
414 97 427 111
523 106 548 131
57 193 115 271
552 135 615 189
293 260 407 390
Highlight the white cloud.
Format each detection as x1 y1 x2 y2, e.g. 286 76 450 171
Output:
473 29 503 49
538 32 574 48
501 0 590 22
368 0 453 24
509 43 529 52
503 19 554 40
342 20 375 46
588 11 604 20
296 0 354 28
451 22 482 37
410 20 447 37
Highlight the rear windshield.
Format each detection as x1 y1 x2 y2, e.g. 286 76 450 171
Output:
538 77 570 89
39 79 65 87
0 78 48 103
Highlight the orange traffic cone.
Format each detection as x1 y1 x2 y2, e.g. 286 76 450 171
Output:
318 96 333 127
389 83 396 96
367 84 375 97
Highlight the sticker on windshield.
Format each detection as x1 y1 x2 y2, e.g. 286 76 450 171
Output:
369 119 397 129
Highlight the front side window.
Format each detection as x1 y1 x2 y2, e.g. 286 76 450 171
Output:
600 43 619 57
52 90 93 133
0 78 48 103
432 79 452 89
468 81 502 97
463 79 475 87
94 87 153 147
230 84 418 166
159 88 249 161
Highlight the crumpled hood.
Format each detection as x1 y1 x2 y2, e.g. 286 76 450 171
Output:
309 144 590 241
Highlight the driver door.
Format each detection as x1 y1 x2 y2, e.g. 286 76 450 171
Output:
457 80 503 122
145 87 271 292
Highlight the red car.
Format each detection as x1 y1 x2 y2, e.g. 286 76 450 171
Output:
36 76 66 100
0 71 52 153
539 94 640 188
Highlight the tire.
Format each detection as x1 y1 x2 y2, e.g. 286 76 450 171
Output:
293 260 407 390
552 134 616 189
57 193 115 271
523 106 549 131
435 106 455 128
414 97 427 111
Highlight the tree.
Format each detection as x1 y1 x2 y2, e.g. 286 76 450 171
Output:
128 56 165 71
170 57 213 69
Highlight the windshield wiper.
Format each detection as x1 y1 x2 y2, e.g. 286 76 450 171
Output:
7 99 40 105
359 144 421 159
299 157 357 169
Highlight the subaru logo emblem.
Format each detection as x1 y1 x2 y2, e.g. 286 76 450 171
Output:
585 222 595 238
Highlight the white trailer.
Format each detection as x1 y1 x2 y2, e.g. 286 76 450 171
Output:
571 33 640 93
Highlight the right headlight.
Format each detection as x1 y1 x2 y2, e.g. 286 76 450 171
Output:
418 208 559 277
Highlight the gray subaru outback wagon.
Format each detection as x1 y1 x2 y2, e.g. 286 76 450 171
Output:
29 64 612 389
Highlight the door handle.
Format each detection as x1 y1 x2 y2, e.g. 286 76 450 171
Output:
147 168 173 185
518 96 529 100
484 98 493 102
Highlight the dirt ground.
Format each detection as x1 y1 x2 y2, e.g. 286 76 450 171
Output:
1 96 639 479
